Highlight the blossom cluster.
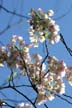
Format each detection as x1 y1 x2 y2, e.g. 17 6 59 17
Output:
29 55 66 105
0 8 72 107
0 35 32 69
28 8 60 47
48 56 67 77
0 35 72 106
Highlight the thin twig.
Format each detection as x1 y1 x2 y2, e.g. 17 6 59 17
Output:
60 33 72 56
55 3 72 20
0 4 30 19
0 18 23 35
44 103 49 108
63 94 72 100
11 86 37 108
56 94 72 105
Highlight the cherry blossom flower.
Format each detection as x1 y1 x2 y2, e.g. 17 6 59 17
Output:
35 72 65 105
48 34 60 44
48 56 67 77
0 99 6 106
28 8 60 47
0 35 32 69
47 10 54 16
38 8 44 17
32 54 42 63
0 63 4 67
0 46 7 67
65 67 72 86
44 73 65 94
17 102 32 108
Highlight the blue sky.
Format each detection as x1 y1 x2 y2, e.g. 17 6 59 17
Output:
0 0 72 108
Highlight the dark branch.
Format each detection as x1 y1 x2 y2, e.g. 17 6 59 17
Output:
0 18 23 36
44 103 49 108
0 4 30 19
63 94 72 100
56 94 72 105
11 86 37 108
60 33 72 56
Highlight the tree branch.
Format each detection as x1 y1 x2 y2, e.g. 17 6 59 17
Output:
0 4 30 19
60 33 72 56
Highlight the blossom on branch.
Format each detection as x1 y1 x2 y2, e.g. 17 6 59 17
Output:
28 8 60 47
36 72 65 105
48 56 67 77
0 33 72 106
0 7 72 106
66 67 72 86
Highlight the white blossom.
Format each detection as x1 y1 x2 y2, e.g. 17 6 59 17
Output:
49 34 60 44
48 95 55 101
65 67 72 86
0 63 4 67
47 10 54 16
28 8 60 46
17 36 23 41
48 56 66 77
60 83 65 94
38 8 44 16
42 63 46 71
17 102 32 108
44 14 48 19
